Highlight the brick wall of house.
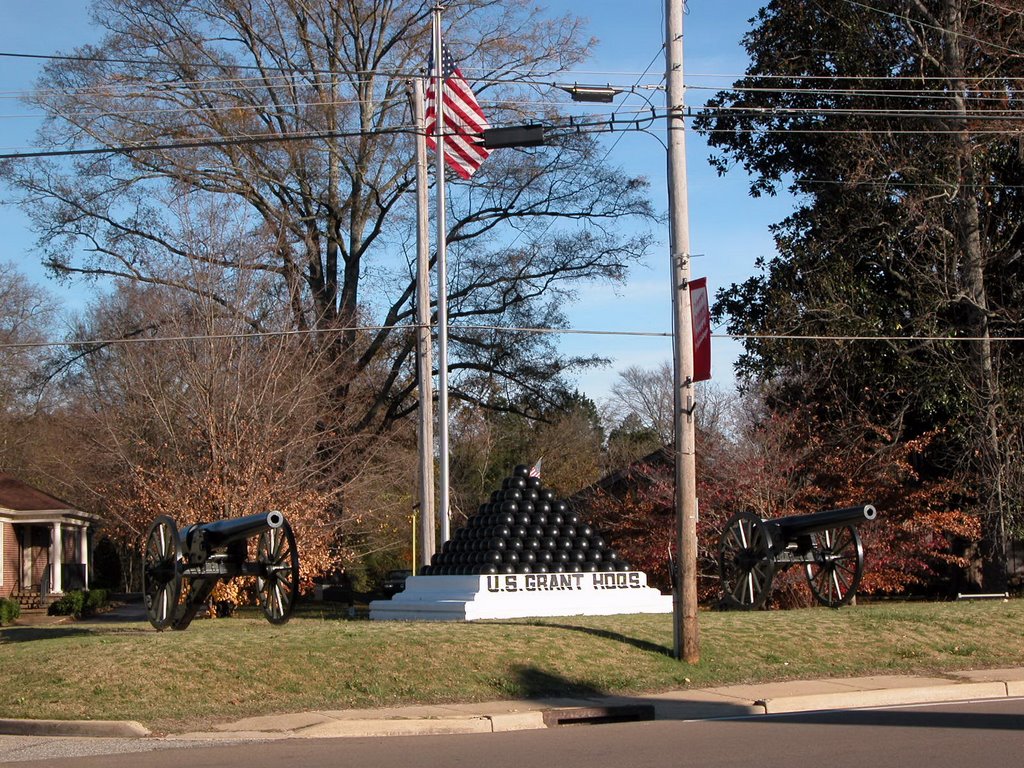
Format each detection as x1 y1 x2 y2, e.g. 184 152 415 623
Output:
1 521 17 599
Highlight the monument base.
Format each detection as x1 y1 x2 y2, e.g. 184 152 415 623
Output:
369 571 672 621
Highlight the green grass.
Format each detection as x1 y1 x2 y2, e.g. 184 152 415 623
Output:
3 599 1024 733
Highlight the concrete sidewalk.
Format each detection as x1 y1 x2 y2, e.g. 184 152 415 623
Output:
165 667 1024 741
3 668 1021 742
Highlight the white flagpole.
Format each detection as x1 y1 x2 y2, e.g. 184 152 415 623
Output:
411 77 436 569
432 4 451 544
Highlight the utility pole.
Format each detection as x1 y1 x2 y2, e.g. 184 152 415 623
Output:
665 0 700 663
411 77 436 570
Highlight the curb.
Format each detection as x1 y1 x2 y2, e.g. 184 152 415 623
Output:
757 681 1009 715
0 719 150 738
1 678 1020 740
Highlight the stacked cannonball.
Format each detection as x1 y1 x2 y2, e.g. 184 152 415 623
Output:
420 464 631 576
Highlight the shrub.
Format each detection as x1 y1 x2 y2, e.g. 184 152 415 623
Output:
0 597 20 626
47 589 111 618
48 590 86 616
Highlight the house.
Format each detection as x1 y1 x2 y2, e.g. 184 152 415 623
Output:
0 473 99 608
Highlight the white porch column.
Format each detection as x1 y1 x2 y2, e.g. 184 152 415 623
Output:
78 526 90 589
51 521 63 594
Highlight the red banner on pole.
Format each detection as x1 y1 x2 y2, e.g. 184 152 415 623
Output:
689 277 711 382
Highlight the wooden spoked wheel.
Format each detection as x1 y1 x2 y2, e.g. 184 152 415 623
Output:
804 525 864 607
143 515 183 630
257 519 299 624
718 511 777 610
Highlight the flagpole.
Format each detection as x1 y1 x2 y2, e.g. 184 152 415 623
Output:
432 4 451 545
411 77 436 570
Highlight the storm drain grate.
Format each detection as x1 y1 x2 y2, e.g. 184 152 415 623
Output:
542 704 655 727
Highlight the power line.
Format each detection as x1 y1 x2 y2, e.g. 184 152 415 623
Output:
3 322 1021 352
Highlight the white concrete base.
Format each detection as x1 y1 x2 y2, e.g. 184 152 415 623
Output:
369 571 672 621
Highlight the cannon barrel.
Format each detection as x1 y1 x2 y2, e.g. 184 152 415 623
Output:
186 510 285 551
770 504 876 539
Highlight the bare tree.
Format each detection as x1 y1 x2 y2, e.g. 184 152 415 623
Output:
3 0 653 463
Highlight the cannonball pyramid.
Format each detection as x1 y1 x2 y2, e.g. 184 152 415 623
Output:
421 463 630 576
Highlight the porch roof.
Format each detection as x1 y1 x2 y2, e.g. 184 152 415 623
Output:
0 473 98 525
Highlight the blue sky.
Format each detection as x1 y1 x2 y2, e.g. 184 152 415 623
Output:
0 2 795 400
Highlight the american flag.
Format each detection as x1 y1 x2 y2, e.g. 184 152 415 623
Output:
529 458 543 479
425 42 491 180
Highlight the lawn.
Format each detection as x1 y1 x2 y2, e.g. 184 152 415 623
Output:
3 599 1023 733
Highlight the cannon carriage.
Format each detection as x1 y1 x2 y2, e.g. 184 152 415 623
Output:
717 505 877 610
143 510 299 630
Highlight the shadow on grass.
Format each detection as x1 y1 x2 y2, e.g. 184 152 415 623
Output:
0 626 99 643
499 620 673 657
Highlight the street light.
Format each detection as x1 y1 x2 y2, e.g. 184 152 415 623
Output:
558 83 623 103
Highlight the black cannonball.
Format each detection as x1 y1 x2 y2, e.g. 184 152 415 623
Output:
503 488 523 502
552 499 569 514
511 525 528 539
490 490 502 503
527 524 544 539
544 525 560 538
551 563 567 573
540 537 557 551
514 464 530 478
503 550 520 565
540 489 555 502
586 550 603 563
582 562 598 573
516 512 531 526
518 500 535 516
616 561 631 571
520 550 537 564
524 537 541 551
522 487 539 502
484 550 503 564
555 550 569 564
526 476 542 490
577 524 594 538
420 565 432 576
534 563 550 573
507 537 524 552
499 563 516 574
536 549 553 564
556 536 573 551
560 525 576 539
481 563 498 575
515 563 533 574
499 500 518 515
496 513 515 527
536 501 552 516
573 537 590 551
507 475 527 490
590 536 606 550
488 537 507 552
477 503 489 516
569 549 586 564
598 562 615 572
567 562 583 573
604 549 619 562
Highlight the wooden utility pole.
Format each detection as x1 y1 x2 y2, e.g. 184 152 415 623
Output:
665 0 700 663
411 78 436 570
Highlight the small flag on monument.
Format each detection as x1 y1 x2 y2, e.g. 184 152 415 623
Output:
529 457 543 478
425 41 491 180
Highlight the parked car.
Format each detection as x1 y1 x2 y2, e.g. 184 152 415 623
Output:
381 569 412 597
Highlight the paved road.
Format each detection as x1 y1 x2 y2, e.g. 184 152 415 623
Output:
4 697 1022 767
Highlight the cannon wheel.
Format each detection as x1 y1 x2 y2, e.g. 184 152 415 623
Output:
804 525 864 607
143 515 183 630
257 519 299 624
718 511 777 610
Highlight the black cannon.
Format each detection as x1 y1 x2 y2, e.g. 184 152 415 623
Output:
717 505 877 610
142 510 299 630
